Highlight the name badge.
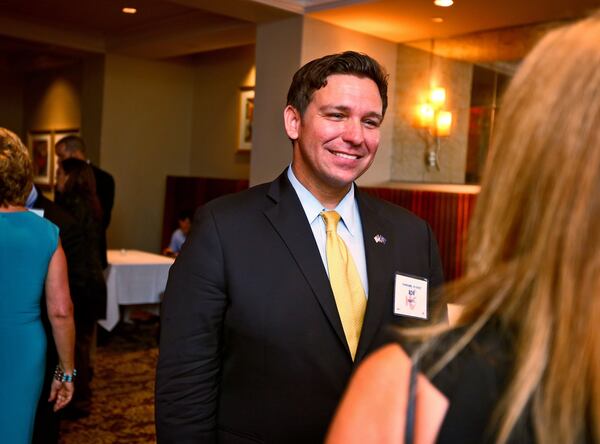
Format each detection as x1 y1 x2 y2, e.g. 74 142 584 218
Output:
393 272 428 320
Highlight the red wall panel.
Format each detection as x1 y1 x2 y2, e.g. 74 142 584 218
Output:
163 177 477 280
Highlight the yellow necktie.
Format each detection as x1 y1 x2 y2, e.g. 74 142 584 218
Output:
321 211 367 360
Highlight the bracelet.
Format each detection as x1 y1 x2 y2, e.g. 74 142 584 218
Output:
54 365 77 383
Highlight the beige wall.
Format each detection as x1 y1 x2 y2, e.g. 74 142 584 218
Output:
0 68 24 137
0 60 102 163
392 45 472 183
100 54 194 252
250 16 304 186
394 23 553 184
80 55 105 164
18 66 81 191
24 66 81 132
189 45 254 179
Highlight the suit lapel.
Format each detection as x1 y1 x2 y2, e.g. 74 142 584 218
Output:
263 171 350 355
355 189 395 362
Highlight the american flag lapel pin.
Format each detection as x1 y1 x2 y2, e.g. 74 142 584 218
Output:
373 234 387 245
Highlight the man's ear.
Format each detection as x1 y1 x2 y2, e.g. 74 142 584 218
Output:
284 105 301 140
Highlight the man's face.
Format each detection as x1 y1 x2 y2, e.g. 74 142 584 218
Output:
179 217 192 235
285 74 383 203
55 143 67 161
55 143 82 161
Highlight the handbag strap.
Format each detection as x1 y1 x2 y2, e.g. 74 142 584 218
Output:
404 362 418 444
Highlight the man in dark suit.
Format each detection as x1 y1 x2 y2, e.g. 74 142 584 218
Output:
27 186 87 443
156 51 444 444
55 135 114 269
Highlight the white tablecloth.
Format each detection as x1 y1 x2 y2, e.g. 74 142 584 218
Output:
98 250 174 331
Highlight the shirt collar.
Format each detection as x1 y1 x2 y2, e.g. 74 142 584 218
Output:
25 185 38 209
335 186 359 237
287 165 359 237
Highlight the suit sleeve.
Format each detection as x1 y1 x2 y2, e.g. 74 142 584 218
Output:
100 172 115 229
155 206 227 444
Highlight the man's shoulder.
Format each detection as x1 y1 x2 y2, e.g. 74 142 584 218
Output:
172 228 186 241
92 164 115 184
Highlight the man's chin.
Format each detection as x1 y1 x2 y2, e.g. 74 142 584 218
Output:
326 175 361 191
330 166 368 186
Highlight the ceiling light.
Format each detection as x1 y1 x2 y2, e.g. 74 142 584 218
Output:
434 0 453 7
432 17 444 23
122 7 137 14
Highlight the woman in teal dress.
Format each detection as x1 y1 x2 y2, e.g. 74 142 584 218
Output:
0 128 76 444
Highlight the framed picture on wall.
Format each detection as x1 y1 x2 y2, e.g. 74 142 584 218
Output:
27 129 80 189
27 132 53 187
237 86 255 152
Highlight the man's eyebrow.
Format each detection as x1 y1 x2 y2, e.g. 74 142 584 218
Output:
319 105 351 113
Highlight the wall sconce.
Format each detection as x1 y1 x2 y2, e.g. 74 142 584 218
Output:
414 86 453 170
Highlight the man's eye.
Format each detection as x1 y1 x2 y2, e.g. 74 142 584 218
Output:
364 119 380 128
328 113 345 120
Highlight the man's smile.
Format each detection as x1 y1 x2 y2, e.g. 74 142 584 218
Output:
328 149 361 160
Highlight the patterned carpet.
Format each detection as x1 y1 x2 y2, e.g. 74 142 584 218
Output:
60 319 159 443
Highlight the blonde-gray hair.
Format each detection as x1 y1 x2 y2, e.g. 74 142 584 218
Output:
0 128 33 207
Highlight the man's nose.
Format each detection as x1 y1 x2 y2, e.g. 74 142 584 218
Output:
342 119 364 146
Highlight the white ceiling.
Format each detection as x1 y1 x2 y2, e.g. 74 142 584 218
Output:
0 0 597 60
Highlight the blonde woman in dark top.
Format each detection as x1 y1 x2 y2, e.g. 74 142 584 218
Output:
327 12 600 444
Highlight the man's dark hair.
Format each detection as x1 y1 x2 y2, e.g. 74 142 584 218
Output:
56 135 86 155
178 209 193 222
286 51 388 117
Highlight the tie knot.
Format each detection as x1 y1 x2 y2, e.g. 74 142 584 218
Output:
321 211 341 232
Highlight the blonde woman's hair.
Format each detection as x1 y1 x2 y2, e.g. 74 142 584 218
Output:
406 12 600 444
0 128 33 207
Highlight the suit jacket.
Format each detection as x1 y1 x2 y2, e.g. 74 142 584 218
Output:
156 170 444 444
91 164 115 269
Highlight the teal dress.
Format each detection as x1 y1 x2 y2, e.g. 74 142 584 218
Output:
0 211 59 444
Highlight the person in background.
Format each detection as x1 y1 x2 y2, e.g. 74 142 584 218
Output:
55 157 107 418
27 184 87 444
55 135 114 269
156 51 443 443
162 209 193 257
327 12 600 444
0 128 76 444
